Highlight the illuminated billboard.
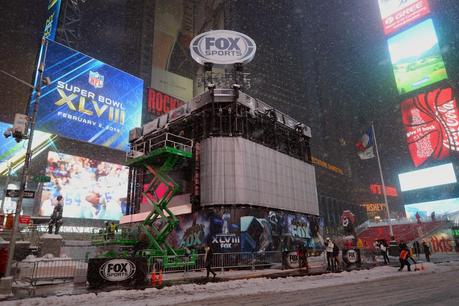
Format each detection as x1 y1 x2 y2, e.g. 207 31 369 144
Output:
0 121 54 175
369 184 398 197
33 39 143 151
361 203 388 219
387 19 447 95
378 0 430 35
40 151 129 220
398 163 457 192
405 197 459 219
147 88 185 118
401 86 459 167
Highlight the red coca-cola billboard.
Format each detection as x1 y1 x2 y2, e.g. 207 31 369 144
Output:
401 86 459 167
147 88 185 117
378 0 430 36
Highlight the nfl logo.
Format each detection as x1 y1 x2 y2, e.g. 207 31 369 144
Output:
88 71 104 88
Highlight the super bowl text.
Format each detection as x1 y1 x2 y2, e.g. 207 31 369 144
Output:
55 81 126 126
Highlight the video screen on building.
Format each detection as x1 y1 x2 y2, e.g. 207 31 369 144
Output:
32 39 143 151
398 163 457 192
405 197 459 219
378 0 430 35
39 151 129 220
0 121 54 175
387 19 447 95
401 86 459 167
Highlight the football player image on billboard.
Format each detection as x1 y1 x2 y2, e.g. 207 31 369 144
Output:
401 86 459 167
40 151 129 220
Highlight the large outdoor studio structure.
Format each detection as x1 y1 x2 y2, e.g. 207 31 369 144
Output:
119 30 321 257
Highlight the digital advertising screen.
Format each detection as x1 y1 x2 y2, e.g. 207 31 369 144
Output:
387 19 448 95
401 86 459 167
40 151 129 220
405 197 459 219
378 0 430 35
0 121 54 175
32 39 143 151
398 163 457 192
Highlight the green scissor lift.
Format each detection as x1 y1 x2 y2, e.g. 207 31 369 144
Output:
93 133 197 270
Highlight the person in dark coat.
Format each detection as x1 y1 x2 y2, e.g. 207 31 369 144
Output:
415 212 421 224
204 244 217 278
422 241 431 262
332 243 340 272
413 240 421 259
48 195 63 234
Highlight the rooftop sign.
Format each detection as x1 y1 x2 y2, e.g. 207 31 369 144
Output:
190 30 256 65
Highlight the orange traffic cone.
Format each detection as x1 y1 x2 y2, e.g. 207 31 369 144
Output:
158 269 163 287
151 270 157 286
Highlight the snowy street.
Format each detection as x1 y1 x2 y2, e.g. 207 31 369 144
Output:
4 261 459 306
179 264 459 306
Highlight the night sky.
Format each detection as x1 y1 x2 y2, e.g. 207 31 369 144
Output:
1 0 459 215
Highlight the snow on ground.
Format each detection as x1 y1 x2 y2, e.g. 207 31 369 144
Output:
4 261 459 306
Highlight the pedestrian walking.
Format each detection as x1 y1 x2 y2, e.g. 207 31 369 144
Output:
332 243 340 272
422 241 431 262
398 246 411 272
281 237 289 270
380 240 390 264
325 238 335 272
204 244 217 279
103 221 110 240
431 211 436 222
48 195 63 234
298 245 308 271
415 212 421 224
413 240 421 259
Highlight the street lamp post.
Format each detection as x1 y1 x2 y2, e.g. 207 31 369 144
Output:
2 37 49 277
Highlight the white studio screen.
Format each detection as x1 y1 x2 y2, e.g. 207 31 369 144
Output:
398 163 457 192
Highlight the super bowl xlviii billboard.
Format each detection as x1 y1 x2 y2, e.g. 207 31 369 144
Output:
32 39 143 151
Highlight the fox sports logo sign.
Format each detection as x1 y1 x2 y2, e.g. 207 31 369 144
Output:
190 30 256 65
99 259 136 282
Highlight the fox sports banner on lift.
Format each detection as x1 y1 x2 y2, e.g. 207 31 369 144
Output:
32 39 143 151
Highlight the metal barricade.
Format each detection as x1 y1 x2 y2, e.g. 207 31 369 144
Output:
17 259 87 286
146 251 283 274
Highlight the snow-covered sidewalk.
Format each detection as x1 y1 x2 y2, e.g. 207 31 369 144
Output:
4 261 459 306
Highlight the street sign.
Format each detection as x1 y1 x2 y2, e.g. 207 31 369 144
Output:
19 215 31 224
5 189 35 199
32 175 51 183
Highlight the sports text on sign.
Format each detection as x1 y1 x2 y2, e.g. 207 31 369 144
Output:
190 30 256 65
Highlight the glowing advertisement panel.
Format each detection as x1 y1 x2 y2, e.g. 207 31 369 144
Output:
43 0 62 40
39 151 129 220
378 0 430 35
33 40 143 151
401 86 459 167
398 163 457 192
405 197 459 219
387 19 447 95
0 121 54 175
